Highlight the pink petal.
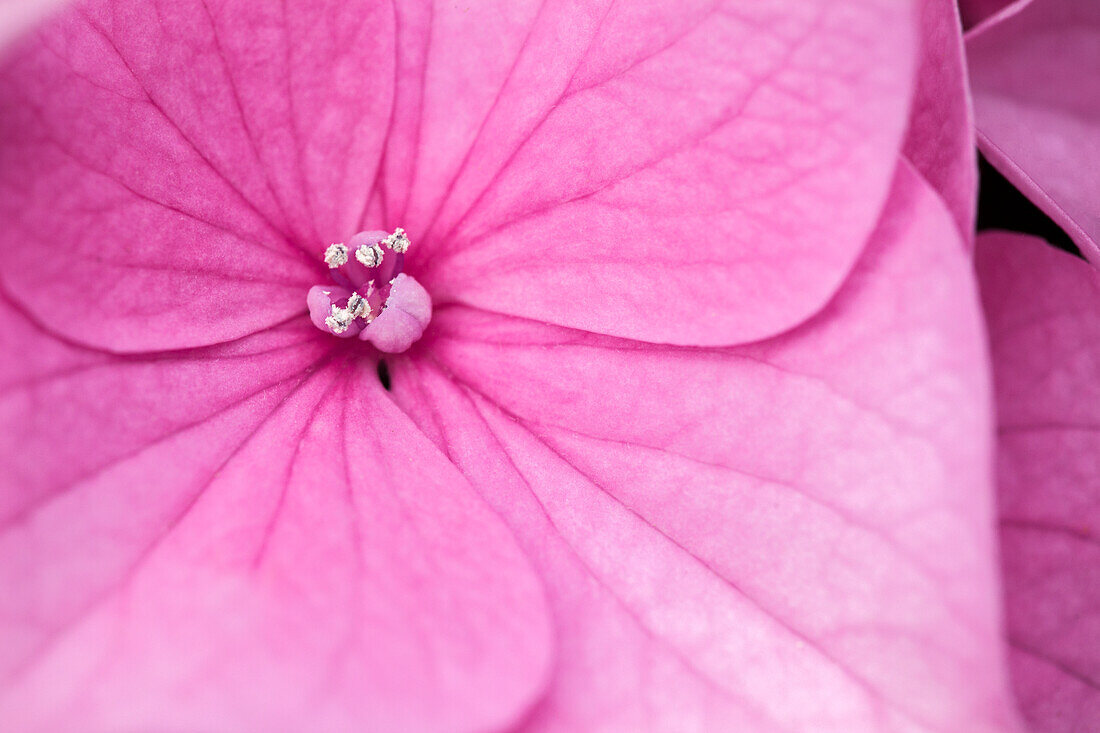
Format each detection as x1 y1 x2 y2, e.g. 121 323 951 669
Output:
0 0 395 351
977 231 1100 732
394 163 1021 729
306 284 360 338
379 0 919 346
0 297 553 730
904 0 976 240
0 0 66 48
359 273 432 353
966 0 1100 265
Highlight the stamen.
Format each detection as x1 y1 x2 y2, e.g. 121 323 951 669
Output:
324 243 349 268
355 242 384 267
308 227 428 351
347 292 368 319
383 227 410 253
325 304 354 334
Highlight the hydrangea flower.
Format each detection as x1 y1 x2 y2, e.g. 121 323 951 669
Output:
977 232 1100 732
0 0 1023 730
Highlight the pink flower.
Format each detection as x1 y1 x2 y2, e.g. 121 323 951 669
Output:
977 232 1100 732
0 1 1020 730
966 0 1100 263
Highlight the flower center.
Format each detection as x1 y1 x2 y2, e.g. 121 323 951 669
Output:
307 228 432 353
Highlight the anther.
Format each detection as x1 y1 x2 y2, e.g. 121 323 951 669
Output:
324 243 349 268
347 292 367 319
324 304 354 334
356 242 384 267
383 227 410 253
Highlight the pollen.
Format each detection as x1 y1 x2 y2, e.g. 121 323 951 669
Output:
324 243 349 268
325 304 354 334
355 242 384 267
383 227 410 254
347 292 368 319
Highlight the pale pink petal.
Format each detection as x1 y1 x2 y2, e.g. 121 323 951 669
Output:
977 231 1100 732
0 0 65 48
0 0 395 351
0 297 553 730
967 0 1100 264
0 293 328 526
359 273 432 353
904 0 975 239
390 163 1021 729
306 284 361 338
376 0 919 346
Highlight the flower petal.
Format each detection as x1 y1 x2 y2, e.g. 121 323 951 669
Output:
395 163 1021 729
977 231 1100 732
359 273 432 353
0 299 553 730
380 0 919 346
0 0 395 351
904 0 976 240
0 0 66 48
967 0 1100 264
